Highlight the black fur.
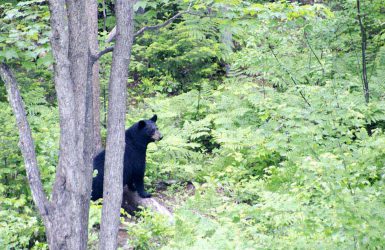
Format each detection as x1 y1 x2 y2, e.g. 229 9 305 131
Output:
91 115 162 200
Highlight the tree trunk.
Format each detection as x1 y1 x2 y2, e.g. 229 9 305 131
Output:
46 0 94 248
87 0 103 153
98 1 135 249
356 0 369 103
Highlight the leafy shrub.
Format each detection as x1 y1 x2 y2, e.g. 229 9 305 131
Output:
125 209 174 249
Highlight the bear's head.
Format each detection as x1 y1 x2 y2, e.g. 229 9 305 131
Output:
126 115 163 147
136 114 163 143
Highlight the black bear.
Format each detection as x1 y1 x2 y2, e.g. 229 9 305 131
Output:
91 115 162 200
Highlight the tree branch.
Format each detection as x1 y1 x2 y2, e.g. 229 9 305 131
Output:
107 1 194 44
304 30 324 72
268 44 312 107
95 8 190 62
0 63 51 218
134 11 185 37
93 46 114 62
106 11 186 43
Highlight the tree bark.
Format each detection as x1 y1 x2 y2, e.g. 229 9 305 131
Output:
47 0 82 248
356 0 369 103
98 1 135 249
66 0 93 248
46 0 94 248
87 0 103 153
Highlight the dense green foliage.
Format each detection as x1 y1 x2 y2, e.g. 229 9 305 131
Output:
1 0 385 249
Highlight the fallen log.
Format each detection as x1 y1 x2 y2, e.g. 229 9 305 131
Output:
121 187 174 223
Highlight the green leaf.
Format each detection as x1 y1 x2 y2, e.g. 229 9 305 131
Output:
4 49 19 60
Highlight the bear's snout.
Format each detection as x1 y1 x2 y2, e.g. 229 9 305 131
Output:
152 130 163 141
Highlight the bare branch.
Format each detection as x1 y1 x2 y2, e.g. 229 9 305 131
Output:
0 63 51 218
106 1 193 44
93 46 114 62
97 9 189 61
304 30 324 72
105 26 117 43
134 11 185 37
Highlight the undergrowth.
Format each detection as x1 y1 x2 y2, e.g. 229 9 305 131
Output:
1 0 385 249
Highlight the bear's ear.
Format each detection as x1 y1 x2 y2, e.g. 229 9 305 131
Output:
138 120 146 129
150 114 157 123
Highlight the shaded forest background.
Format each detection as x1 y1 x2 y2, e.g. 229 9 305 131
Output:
1 0 385 249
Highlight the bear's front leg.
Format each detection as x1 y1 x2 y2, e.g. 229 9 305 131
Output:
134 169 151 198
